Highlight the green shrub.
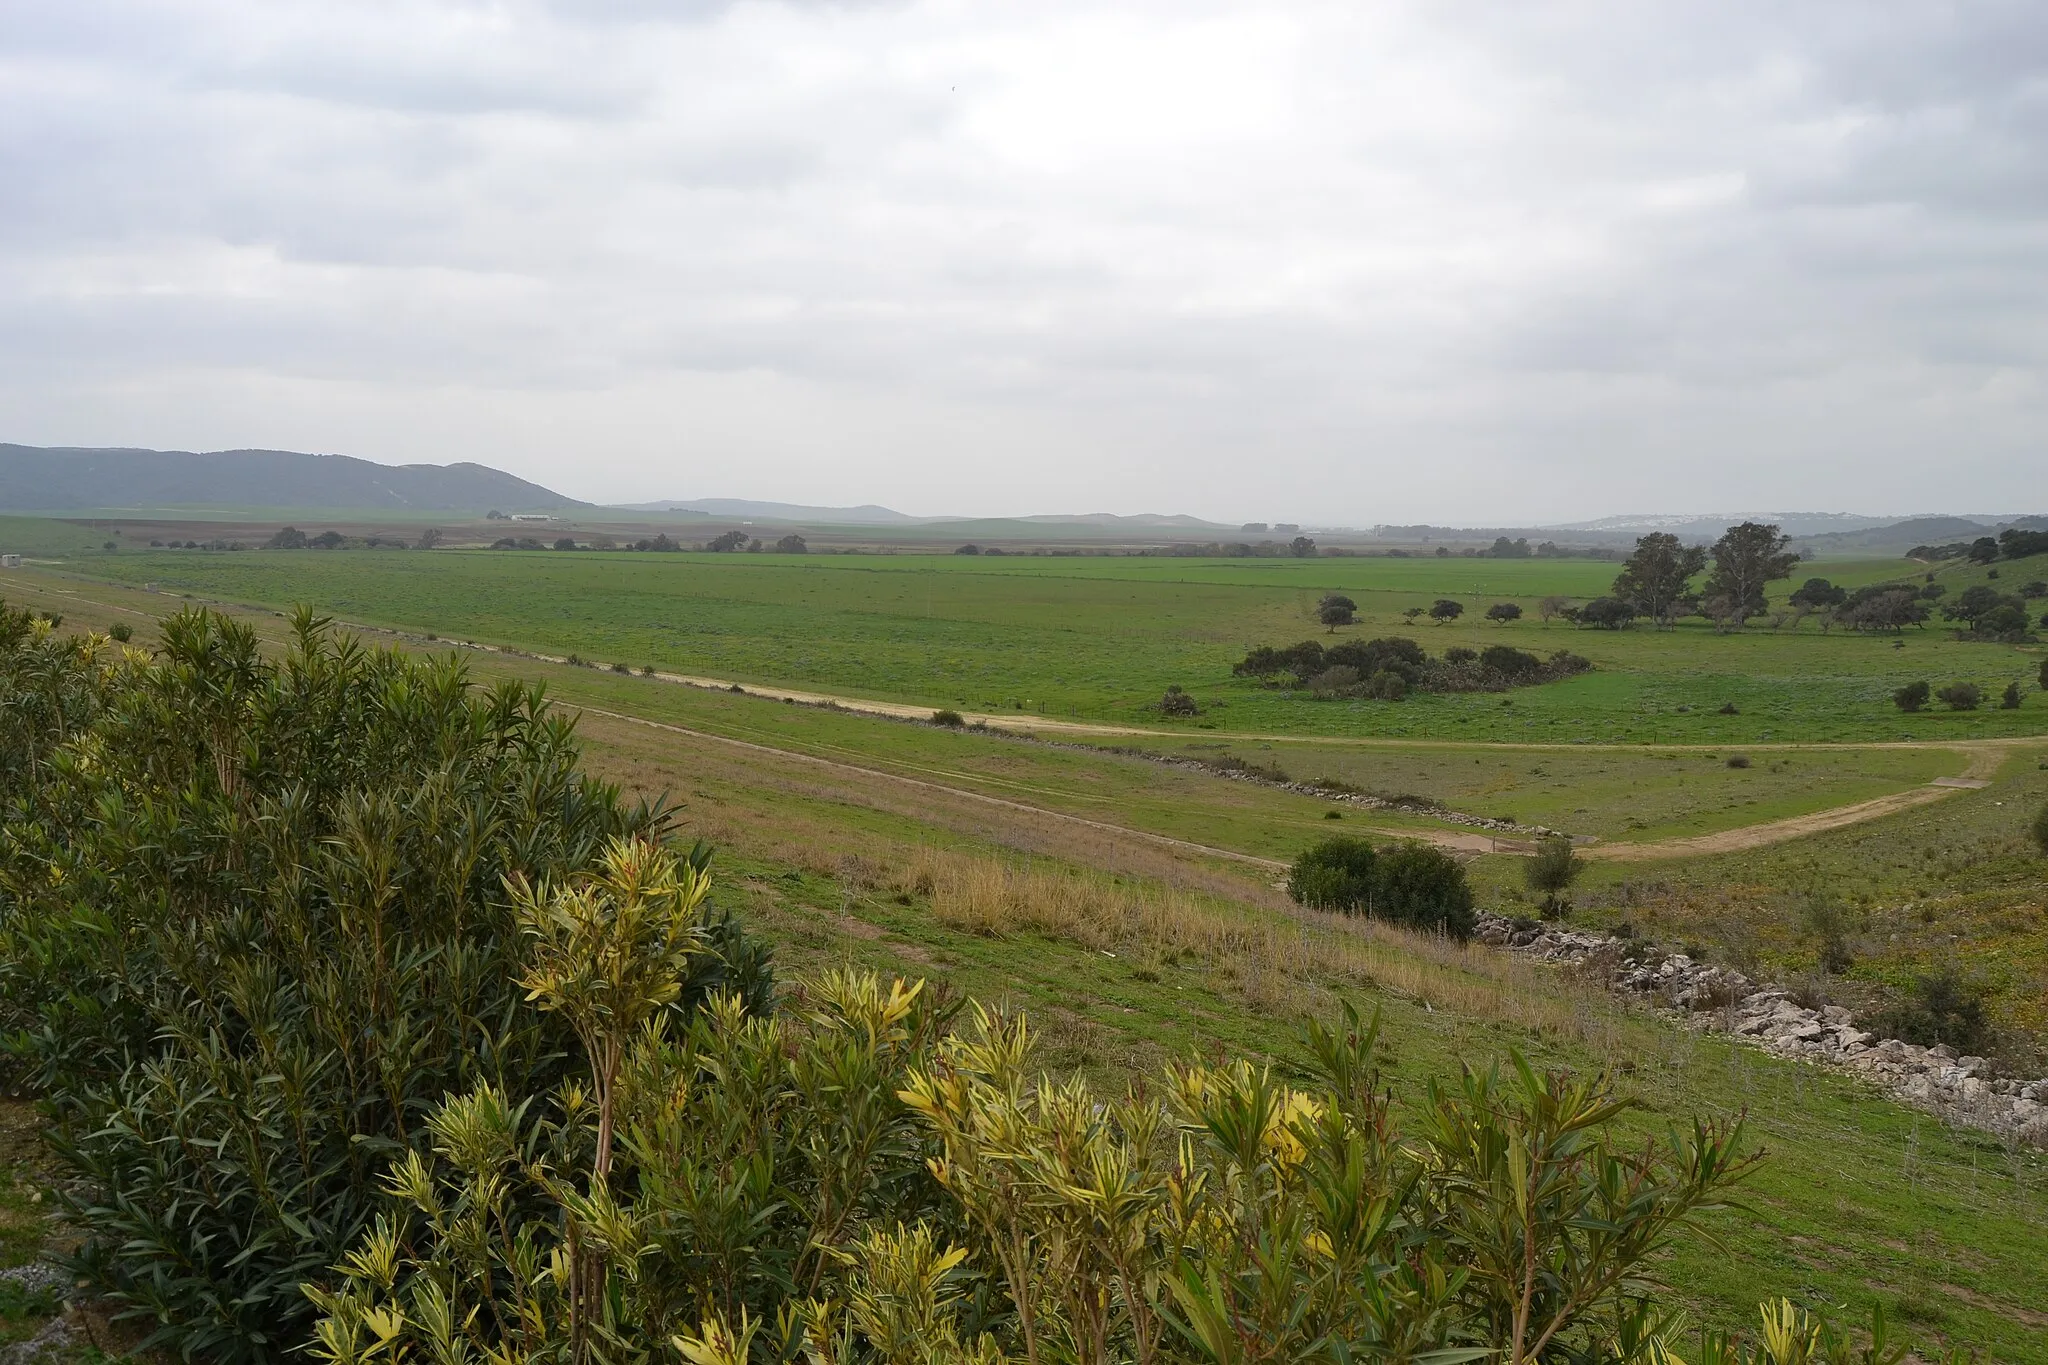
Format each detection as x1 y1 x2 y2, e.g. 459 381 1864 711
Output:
2001 680 2022 709
108 620 133 642
309 992 1822 1365
1288 837 1473 939
0 607 769 1360
2031 801 2048 856
932 708 965 727
1935 681 1982 711
1726 754 1751 769
1524 835 1584 917
1892 680 1930 712
1865 968 1991 1055
1363 667 1409 701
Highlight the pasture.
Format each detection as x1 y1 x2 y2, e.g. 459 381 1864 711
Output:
52 544 2048 744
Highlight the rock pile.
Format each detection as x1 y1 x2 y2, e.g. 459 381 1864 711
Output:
1475 912 2048 1146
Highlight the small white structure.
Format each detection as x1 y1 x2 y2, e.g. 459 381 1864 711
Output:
0 554 21 568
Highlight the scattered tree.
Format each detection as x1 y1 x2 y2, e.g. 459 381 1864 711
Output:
554 537 578 551
954 543 981 555
1159 685 1199 716
1576 596 1638 630
1290 535 1316 557
1487 536 1532 558
1524 835 1583 918
1966 536 2000 564
1536 594 1571 623
1892 680 1930 713
930 708 964 727
265 525 309 550
775 534 808 554
707 529 748 552
1484 602 1522 623
2000 680 2022 709
415 527 443 550
1317 593 1358 630
1702 522 1799 626
1403 606 1426 621
1428 598 1464 624
1611 532 1707 626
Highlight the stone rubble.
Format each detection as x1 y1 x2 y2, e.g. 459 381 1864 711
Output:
1475 911 2048 1147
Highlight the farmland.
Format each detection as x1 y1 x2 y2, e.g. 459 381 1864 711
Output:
49 543 2048 744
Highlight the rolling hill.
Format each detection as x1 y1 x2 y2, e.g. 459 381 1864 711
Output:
0 444 584 513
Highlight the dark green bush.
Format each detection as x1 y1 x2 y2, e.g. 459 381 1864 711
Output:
108 621 133 642
1864 968 1990 1055
1893 680 1930 712
0 607 768 1361
2031 801 2048 856
1936 681 1982 711
932 708 965 727
1287 836 1474 939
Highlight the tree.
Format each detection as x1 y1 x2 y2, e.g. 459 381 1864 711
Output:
1488 536 1531 558
1702 522 1798 625
955 543 981 555
1935 681 1982 711
1287 835 1377 910
1524 836 1583 918
1787 577 1845 609
1611 533 1707 625
1536 594 1570 623
1484 602 1522 623
554 537 578 551
707 530 748 552
1429 598 1464 624
415 527 443 550
1159 685 1199 716
265 525 309 549
2001 680 2022 709
1290 536 1316 557
2001 527 2048 558
1318 593 1358 631
1967 536 1999 564
1403 606 1426 622
1837 587 1928 633
1942 584 2008 628
775 534 808 554
1576 596 1637 630
1892 680 1930 712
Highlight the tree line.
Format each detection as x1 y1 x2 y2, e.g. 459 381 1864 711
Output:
1234 634 1592 700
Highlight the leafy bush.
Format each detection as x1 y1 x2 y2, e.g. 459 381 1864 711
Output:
0 608 768 1360
108 620 133 642
1363 668 1409 701
311 990 1815 1365
1935 681 1982 711
1864 968 1990 1055
1892 680 1930 712
1159 685 1200 717
1428 597 1464 623
1484 601 1522 622
1524 835 1584 917
1726 754 1751 769
1577 596 1638 629
1316 593 1357 629
1287 837 1474 939
932 708 966 727
2003 680 2023 709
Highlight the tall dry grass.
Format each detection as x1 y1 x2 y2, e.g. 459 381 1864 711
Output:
894 845 1611 1042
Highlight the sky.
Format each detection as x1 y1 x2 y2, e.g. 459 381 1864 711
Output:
2 1 2045 524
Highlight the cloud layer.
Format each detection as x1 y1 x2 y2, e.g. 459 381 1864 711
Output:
3 0 2044 521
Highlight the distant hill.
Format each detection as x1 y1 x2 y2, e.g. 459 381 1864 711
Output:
612 499 1235 532
613 498 920 524
0 445 584 512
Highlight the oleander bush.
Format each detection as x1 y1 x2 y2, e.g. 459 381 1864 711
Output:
0 607 768 1360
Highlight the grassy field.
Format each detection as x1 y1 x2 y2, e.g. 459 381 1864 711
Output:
8 563 2048 1356
38 544 2048 745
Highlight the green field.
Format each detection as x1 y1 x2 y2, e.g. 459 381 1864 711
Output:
49 545 2048 744
9 561 2048 1357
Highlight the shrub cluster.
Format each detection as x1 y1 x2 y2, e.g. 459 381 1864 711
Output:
1235 637 1590 698
1285 835 1476 939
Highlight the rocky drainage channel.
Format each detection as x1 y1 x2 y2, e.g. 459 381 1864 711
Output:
1475 912 2048 1147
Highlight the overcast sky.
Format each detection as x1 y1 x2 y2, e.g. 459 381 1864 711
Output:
2 1 2044 522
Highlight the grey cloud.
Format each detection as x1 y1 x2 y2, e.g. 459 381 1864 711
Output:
1 0 2043 520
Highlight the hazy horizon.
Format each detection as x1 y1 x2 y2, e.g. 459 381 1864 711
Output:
4 3 2044 522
